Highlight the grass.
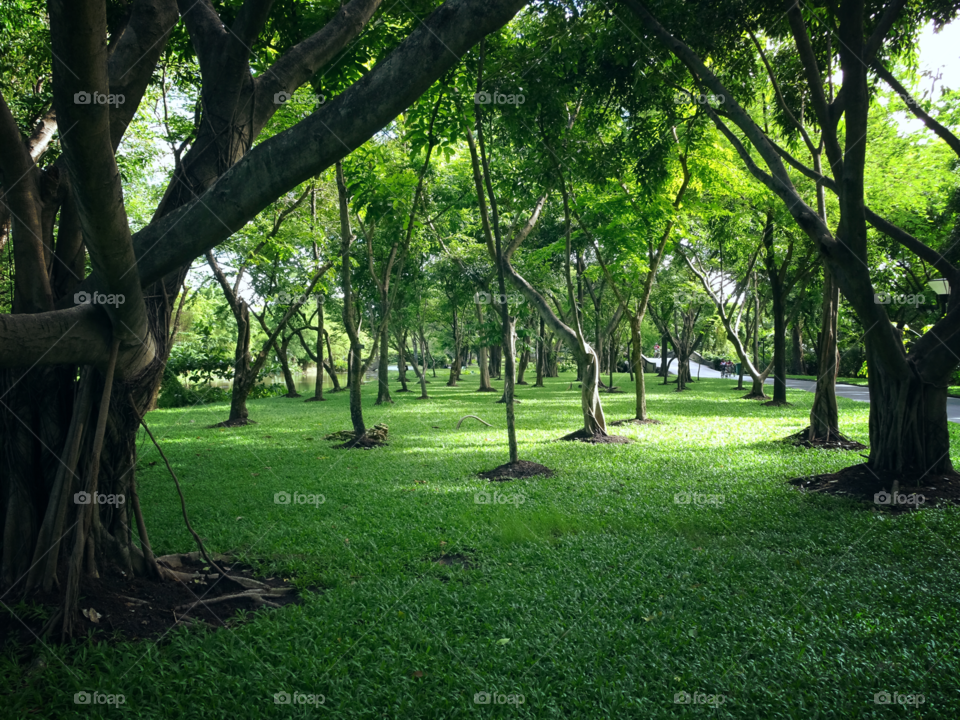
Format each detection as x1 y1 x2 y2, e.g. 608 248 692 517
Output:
4 372 960 718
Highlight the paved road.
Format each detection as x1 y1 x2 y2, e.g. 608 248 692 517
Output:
658 358 960 424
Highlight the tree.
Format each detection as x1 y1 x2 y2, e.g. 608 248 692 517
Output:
624 0 960 474
0 0 530 632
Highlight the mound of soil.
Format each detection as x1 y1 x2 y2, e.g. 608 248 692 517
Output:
478 460 554 481
326 423 388 449
209 418 256 428
784 427 866 451
1 553 303 648
557 429 633 444
789 463 960 509
611 418 662 426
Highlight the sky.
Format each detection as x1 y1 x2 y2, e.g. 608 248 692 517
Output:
918 20 960 94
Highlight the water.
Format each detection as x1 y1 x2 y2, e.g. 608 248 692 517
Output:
185 363 413 393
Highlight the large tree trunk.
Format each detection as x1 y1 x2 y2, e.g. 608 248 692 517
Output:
867 358 952 474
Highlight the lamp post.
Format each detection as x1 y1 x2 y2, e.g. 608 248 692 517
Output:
927 278 950 319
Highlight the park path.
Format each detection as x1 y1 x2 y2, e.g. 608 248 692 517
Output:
659 357 960 425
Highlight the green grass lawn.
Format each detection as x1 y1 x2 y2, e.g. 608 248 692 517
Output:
5 373 960 718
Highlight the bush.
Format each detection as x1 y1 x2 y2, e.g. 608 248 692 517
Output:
157 369 231 408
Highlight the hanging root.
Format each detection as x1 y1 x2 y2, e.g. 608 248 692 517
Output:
139 416 229 580
456 415 493 429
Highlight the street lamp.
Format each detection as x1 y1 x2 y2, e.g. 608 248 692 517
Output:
928 278 950 318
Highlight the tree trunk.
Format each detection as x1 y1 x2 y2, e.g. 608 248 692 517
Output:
277 334 301 398
790 320 804 375
309 297 325 401
579 345 607 434
504 317 519 460
228 301 254 423
770 287 787 403
396 329 409 392
324 330 342 392
375 324 393 405
809 264 841 440
534 316 545 387
517 346 529 384
867 359 952 474
631 313 648 419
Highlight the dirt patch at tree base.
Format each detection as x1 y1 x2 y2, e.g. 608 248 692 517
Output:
303 397 327 402
611 418 662 426
788 463 960 509
1 553 304 648
557 429 633 444
475 387 498 392
209 418 256 428
432 554 473 569
742 392 770 400
325 423 388 449
762 400 792 407
784 427 866 451
478 460 554 481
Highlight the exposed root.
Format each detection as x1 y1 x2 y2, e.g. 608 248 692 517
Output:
325 424 388 449
210 418 256 428
784 427 866 451
557 428 632 444
478 460 554 481
789 463 960 508
456 415 493 429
